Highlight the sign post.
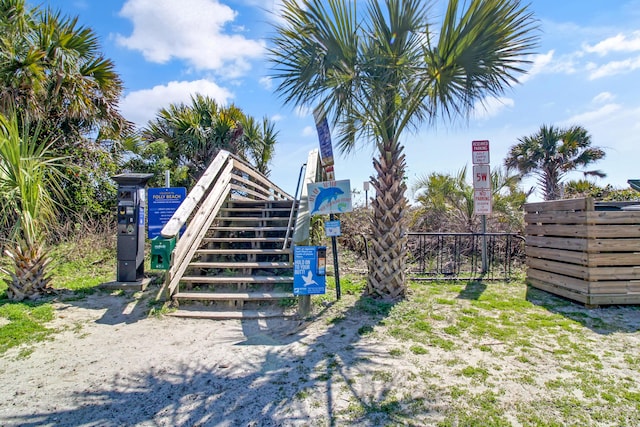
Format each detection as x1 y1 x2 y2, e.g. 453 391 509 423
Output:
312 107 342 300
472 140 491 274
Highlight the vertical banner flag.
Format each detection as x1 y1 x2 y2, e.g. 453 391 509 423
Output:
313 107 335 171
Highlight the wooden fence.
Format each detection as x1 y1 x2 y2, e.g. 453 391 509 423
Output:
524 197 640 305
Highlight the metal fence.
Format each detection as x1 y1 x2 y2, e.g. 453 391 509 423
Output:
407 232 525 281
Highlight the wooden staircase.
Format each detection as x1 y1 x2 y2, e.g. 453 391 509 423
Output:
169 199 297 319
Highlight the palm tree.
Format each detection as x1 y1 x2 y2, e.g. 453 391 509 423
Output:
270 0 538 298
504 125 606 201
411 166 529 233
0 111 66 300
412 167 475 232
142 94 278 186
0 0 128 141
241 116 278 177
0 0 130 222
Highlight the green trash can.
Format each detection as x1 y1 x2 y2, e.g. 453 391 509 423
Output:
150 236 176 270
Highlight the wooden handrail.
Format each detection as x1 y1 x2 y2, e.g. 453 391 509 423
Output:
161 151 231 238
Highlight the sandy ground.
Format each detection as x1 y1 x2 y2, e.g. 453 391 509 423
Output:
0 287 417 427
1 284 640 427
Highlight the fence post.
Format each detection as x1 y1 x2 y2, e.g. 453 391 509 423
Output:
481 215 488 274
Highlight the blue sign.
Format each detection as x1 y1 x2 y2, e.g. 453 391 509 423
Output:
313 108 334 167
147 187 187 239
294 246 326 295
325 220 341 237
308 180 353 216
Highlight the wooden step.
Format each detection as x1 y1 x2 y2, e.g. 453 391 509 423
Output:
210 226 291 232
174 291 294 301
219 207 293 213
217 216 290 222
202 237 287 243
188 261 292 268
168 309 295 320
180 275 293 284
195 249 291 255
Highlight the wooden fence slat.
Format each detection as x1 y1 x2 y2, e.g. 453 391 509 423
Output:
527 278 589 304
528 258 640 281
525 246 588 265
526 224 640 238
587 239 640 252
524 197 593 214
527 258 589 280
526 211 640 225
526 246 640 267
525 235 588 251
527 268 589 293
588 252 640 267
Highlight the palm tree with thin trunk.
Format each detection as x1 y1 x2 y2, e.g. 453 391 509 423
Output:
0 111 66 300
0 0 129 142
270 0 538 298
142 94 279 186
504 124 605 201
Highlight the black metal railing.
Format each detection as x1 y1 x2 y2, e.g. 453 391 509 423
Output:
407 232 525 281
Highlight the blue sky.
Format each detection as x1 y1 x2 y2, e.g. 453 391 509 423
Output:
38 0 640 203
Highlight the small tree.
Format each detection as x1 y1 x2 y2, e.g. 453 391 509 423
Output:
504 125 606 200
0 112 66 300
411 166 528 233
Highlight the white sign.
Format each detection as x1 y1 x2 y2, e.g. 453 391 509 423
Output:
474 189 492 215
473 165 491 190
472 140 490 164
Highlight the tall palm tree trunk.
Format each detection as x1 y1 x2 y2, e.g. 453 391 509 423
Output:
367 143 408 299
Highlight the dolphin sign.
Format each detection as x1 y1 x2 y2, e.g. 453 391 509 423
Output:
307 180 352 216
312 187 344 212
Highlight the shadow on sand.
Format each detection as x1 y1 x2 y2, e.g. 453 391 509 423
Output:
4 288 442 426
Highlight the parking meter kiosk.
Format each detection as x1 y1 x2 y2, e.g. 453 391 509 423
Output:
112 173 154 282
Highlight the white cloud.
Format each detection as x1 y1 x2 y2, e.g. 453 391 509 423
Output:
561 103 622 126
583 31 640 55
519 51 554 83
116 0 265 76
519 50 578 83
259 76 273 90
120 79 234 127
592 92 615 104
472 97 514 120
302 126 315 137
588 55 640 79
271 113 284 122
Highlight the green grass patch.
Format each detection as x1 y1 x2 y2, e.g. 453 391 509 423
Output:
0 301 56 354
410 345 428 355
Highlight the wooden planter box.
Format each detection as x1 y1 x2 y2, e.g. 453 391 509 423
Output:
524 197 640 305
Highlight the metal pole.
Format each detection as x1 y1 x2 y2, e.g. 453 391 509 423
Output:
481 214 488 274
165 170 170 188
363 181 370 209
330 213 341 300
